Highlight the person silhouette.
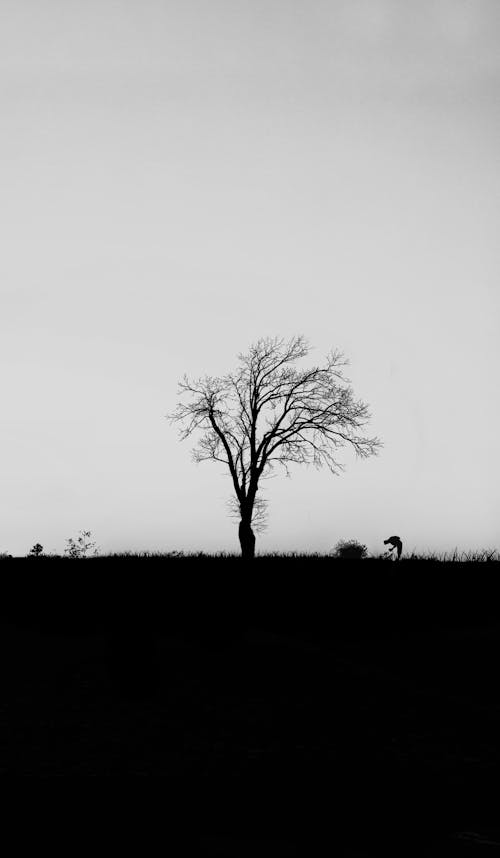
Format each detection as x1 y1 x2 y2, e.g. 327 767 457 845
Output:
384 535 402 559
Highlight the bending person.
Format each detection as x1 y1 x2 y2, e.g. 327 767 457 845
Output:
384 535 403 560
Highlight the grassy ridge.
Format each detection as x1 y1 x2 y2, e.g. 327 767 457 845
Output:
5 548 499 560
1 551 500 837
1 553 499 643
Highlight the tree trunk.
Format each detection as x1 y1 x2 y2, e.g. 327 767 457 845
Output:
238 518 256 559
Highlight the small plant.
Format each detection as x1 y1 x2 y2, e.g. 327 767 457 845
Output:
27 543 44 557
332 539 368 560
0 552 13 559
64 530 99 559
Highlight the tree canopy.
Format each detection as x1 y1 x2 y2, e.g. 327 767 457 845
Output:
169 335 382 557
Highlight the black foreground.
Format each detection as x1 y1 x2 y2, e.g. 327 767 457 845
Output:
1 554 499 856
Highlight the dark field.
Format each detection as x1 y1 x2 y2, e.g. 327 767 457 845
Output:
1 554 500 855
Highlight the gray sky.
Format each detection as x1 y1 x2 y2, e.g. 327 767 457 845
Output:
1 0 499 556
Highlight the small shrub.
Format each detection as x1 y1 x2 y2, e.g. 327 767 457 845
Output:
332 539 368 560
27 543 44 557
64 530 99 559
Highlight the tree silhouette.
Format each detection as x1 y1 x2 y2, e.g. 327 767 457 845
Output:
169 335 382 558
28 543 44 557
64 530 99 559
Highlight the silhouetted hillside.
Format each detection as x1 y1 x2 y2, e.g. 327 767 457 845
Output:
2 552 499 642
1 553 500 853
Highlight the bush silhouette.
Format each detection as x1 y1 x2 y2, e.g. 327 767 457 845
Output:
64 530 99 559
27 543 44 557
332 539 368 560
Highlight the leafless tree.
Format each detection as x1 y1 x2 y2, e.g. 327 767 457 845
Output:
168 335 382 558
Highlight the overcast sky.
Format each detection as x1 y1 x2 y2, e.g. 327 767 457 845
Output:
1 0 499 556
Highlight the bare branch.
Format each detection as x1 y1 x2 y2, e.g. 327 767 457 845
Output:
226 493 269 533
168 335 382 551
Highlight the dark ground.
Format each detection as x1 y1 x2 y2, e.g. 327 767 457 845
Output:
1 555 500 855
